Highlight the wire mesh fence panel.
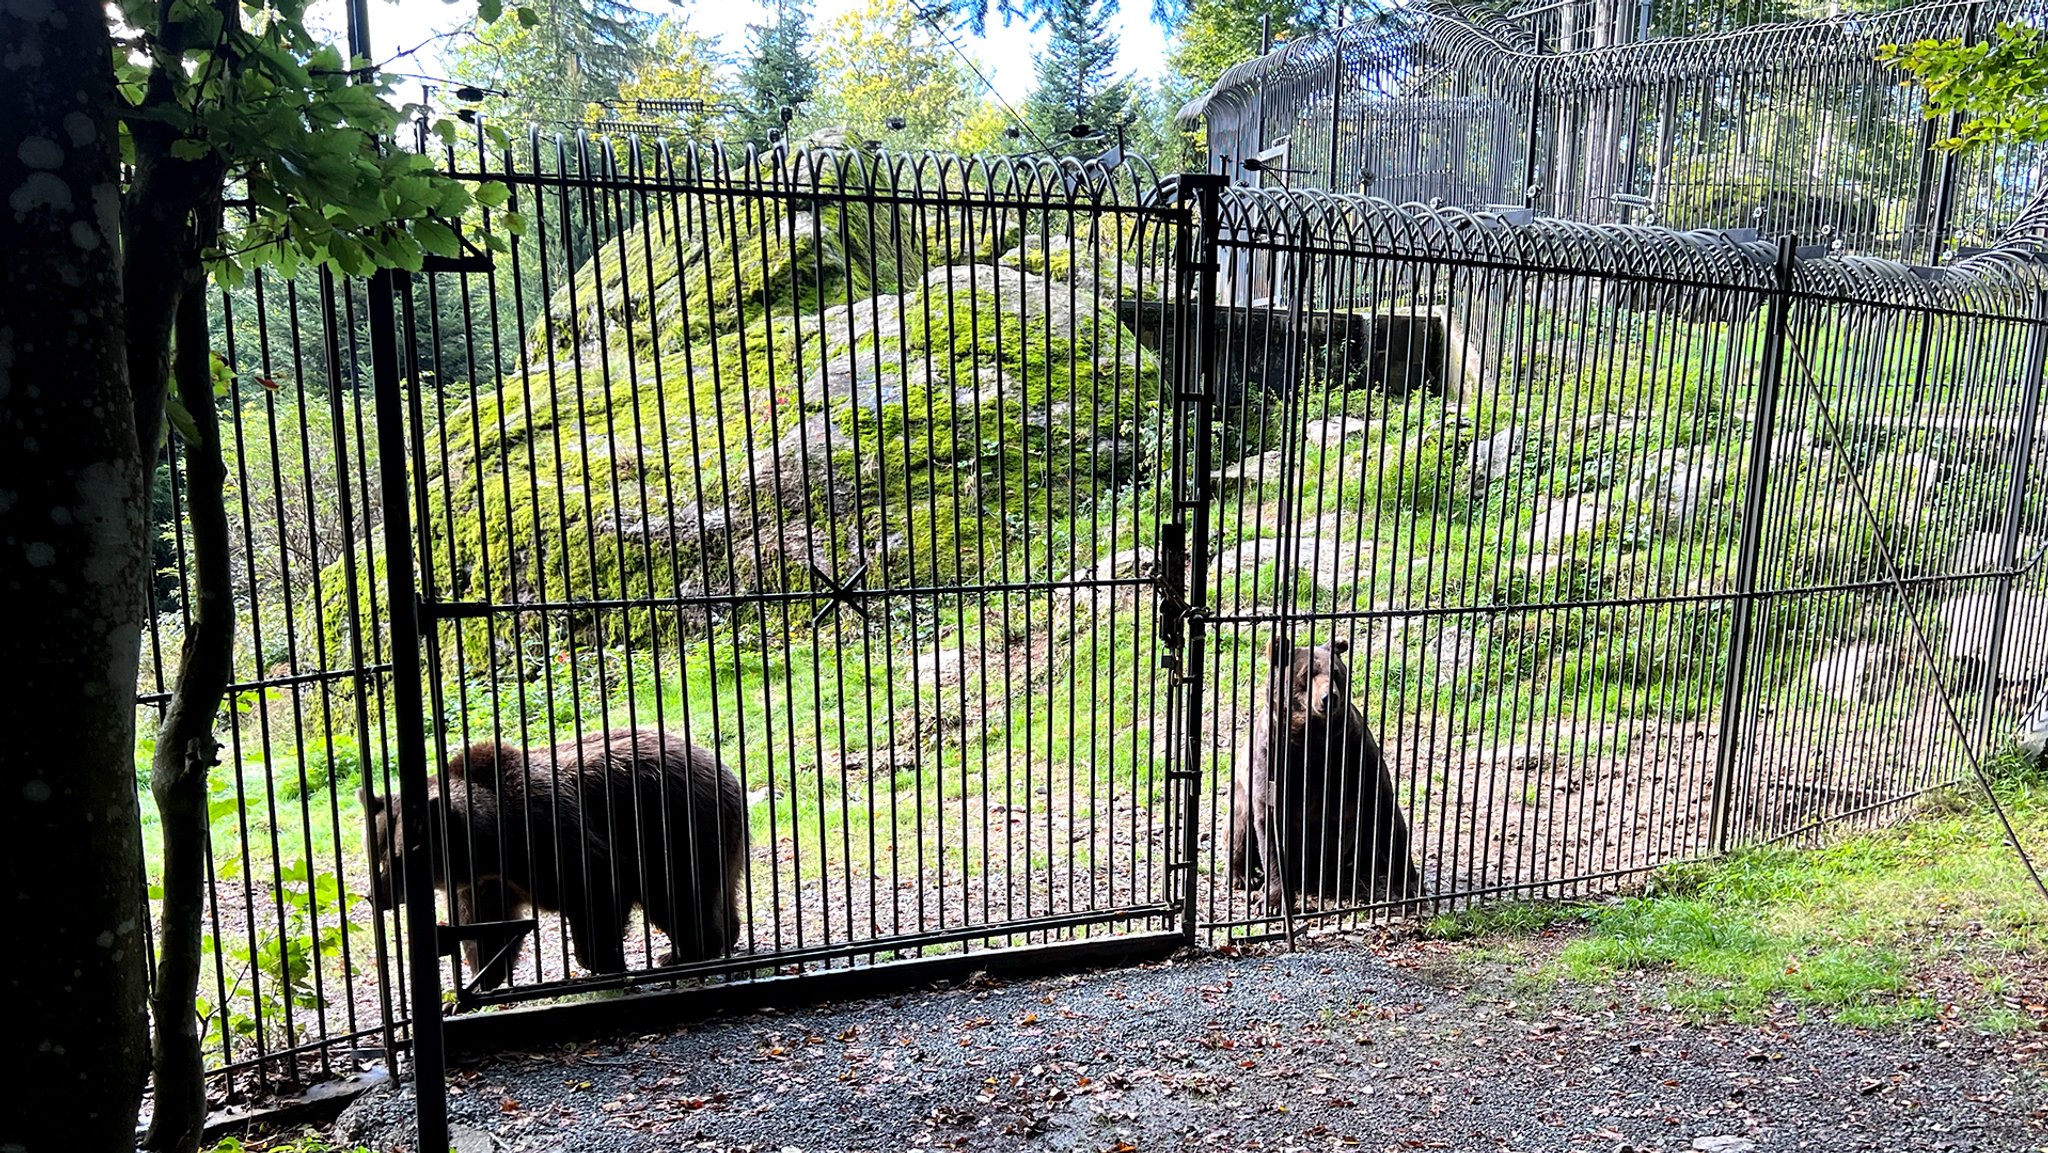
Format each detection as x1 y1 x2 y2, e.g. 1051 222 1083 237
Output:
137 263 405 1099
369 135 1198 1008
131 138 2048 1095
1724 260 2048 845
1188 188 2048 943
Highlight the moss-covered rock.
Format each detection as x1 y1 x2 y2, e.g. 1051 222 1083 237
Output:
816 262 1160 585
542 205 908 361
418 243 1158 662
997 231 1155 296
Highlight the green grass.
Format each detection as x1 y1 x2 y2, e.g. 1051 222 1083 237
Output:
1445 771 2048 1029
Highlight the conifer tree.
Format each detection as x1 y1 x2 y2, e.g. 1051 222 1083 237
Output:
1024 0 1134 146
735 0 820 147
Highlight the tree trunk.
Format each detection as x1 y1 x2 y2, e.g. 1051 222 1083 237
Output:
143 292 235 1153
121 0 232 468
0 2 155 1149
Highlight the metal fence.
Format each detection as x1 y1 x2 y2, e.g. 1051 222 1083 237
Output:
1179 0 2046 265
384 135 1196 1011
134 136 2048 1109
138 268 406 1102
1190 189 2048 940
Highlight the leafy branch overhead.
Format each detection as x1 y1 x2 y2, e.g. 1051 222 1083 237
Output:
114 0 527 287
1881 23 2048 152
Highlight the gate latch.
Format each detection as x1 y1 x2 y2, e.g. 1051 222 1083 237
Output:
1154 523 1188 670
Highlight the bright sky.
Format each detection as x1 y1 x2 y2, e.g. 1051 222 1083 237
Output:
328 0 1174 111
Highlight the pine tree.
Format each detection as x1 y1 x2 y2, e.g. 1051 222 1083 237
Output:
452 0 659 127
734 0 820 148
1024 0 1135 149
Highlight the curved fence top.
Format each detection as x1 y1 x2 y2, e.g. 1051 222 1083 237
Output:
1213 186 2048 314
1178 0 2018 124
446 127 1168 208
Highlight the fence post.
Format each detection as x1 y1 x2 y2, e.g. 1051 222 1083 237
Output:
368 267 449 1153
1709 235 1798 856
1168 173 1227 947
1522 30 1545 211
1925 2 1982 264
1974 290 2048 755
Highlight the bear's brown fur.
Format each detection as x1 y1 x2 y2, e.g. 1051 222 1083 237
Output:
1228 638 1424 912
365 727 747 990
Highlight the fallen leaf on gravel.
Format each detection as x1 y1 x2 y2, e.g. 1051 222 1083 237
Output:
500 1096 519 1113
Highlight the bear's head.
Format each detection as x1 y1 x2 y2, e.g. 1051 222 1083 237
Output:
1267 637 1352 736
360 741 507 912
360 786 407 913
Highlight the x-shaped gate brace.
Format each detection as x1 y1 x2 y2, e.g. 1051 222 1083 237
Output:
809 562 871 628
437 918 538 1000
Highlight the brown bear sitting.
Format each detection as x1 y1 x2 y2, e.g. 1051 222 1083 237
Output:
365 726 747 990
1228 637 1424 913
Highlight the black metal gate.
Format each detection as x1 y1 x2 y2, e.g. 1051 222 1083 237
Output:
364 140 1210 1131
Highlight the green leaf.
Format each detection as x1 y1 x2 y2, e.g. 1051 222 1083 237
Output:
164 396 202 445
516 5 539 27
478 0 502 23
413 218 461 257
169 138 212 161
472 180 511 209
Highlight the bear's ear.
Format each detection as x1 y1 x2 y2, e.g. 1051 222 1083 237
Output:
450 740 509 787
359 786 382 814
1330 638 1350 656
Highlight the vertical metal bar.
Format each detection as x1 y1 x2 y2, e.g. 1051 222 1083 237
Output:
1974 292 2048 754
1523 32 1545 211
1255 15 1274 170
1927 3 1981 264
369 267 448 1153
1709 236 1797 856
1176 174 1227 946
1326 51 1345 194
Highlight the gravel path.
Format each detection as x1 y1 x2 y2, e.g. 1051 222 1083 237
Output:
337 936 2048 1153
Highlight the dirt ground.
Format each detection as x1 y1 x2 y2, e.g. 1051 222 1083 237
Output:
334 930 2048 1153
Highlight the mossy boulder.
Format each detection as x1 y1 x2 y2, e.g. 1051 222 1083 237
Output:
418 253 1158 660
997 232 1154 296
810 262 1160 585
539 153 913 361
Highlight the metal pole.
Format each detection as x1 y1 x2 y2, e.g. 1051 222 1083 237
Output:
1174 173 1228 947
1709 236 1797 856
1975 291 2048 755
342 4 447 1146
1927 2 1983 264
1522 30 1545 210
1327 48 1345 194
369 267 449 1153
1255 15 1274 168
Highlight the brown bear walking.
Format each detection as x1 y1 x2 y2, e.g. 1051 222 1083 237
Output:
365 727 747 990
1229 638 1424 912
